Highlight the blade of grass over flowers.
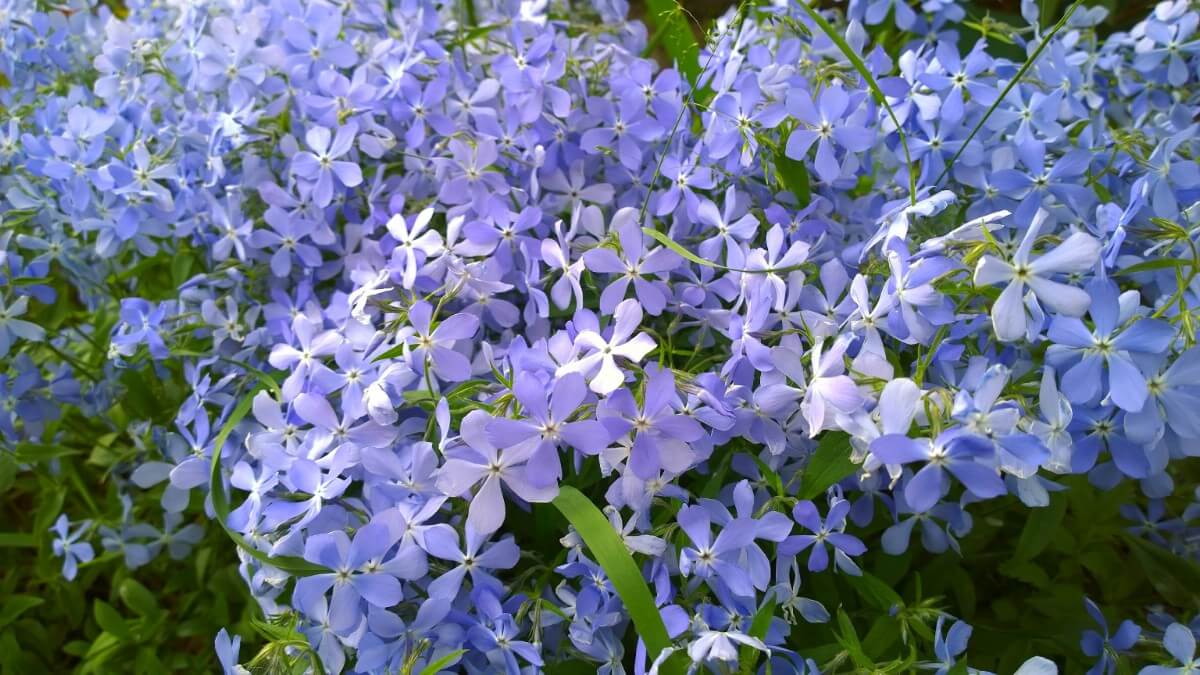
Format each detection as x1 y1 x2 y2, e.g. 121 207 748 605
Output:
639 0 751 224
643 0 702 87
790 1 917 206
934 0 1085 185
642 226 807 275
209 381 329 577
419 649 467 675
737 597 778 675
552 486 686 675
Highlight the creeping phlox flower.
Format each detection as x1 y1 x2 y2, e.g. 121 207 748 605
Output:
5 0 1197 673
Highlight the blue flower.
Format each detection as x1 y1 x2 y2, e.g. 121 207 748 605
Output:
1048 279 1176 412
1141 623 1200 675
974 210 1101 342
1082 597 1141 675
50 515 94 581
779 498 866 574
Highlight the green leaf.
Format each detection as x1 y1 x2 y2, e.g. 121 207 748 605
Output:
934 0 1086 184
835 608 873 669
799 432 858 499
93 601 130 642
642 226 727 271
845 571 903 612
552 486 685 675
12 442 82 463
997 559 1051 589
750 455 784 497
171 250 194 287
643 0 701 87
641 227 807 276
209 382 330 577
0 596 43 630
0 532 36 548
1116 258 1188 276
862 616 901 659
789 1 916 204
119 579 160 618
418 649 466 675
1125 534 1200 607
699 449 735 499
738 597 777 675
1010 492 1067 562
775 144 811 207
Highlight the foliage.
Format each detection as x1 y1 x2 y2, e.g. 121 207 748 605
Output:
1 0 1199 673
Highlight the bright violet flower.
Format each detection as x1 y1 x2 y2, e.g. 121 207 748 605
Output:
973 209 1101 342
291 123 362 208
487 371 610 487
677 503 758 596
435 410 558 535
599 364 704 480
779 499 866 574
408 301 479 382
1047 279 1176 412
556 299 657 395
582 208 680 315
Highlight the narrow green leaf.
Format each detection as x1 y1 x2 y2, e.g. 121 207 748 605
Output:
93 601 130 642
699 449 735 499
750 455 785 497
0 532 37 548
418 649 467 675
12 442 82 463
119 579 160 618
1116 258 1187 276
643 226 726 271
461 0 477 27
171 251 194 286
642 227 807 276
552 486 685 675
643 0 701 87
1125 534 1200 607
209 382 329 577
372 342 406 363
1011 492 1067 562
934 0 1086 184
790 1 916 204
861 616 901 658
738 597 778 675
0 595 43 630
799 431 858 499
775 145 812 207
835 608 873 669
845 571 903 611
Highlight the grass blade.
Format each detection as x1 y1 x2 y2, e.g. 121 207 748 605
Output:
642 226 808 275
644 0 702 87
791 1 917 205
552 485 685 675
738 597 778 674
209 382 329 577
934 0 1086 184
418 649 466 675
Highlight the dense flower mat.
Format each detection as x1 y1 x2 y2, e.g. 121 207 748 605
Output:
2 0 1200 672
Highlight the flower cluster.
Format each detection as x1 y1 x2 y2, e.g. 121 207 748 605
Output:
3 0 1200 672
